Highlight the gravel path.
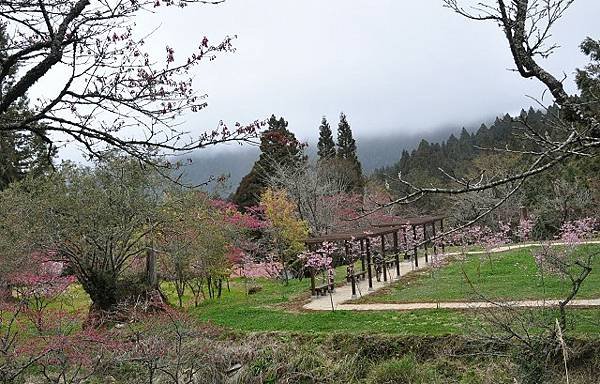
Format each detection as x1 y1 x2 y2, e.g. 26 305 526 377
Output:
303 240 600 311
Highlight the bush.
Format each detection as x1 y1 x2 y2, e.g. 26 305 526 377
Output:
248 285 263 295
366 354 436 384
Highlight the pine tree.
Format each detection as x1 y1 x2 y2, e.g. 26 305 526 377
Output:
317 117 336 160
575 38 600 123
232 115 305 208
336 112 363 192
0 26 54 191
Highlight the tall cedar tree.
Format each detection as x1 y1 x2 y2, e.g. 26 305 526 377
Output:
233 115 305 208
317 117 336 160
0 26 54 190
336 112 363 192
575 38 600 122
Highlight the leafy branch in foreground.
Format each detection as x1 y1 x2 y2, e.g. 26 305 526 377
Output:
0 1 261 164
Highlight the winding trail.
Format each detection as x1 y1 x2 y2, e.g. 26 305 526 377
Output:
303 241 600 311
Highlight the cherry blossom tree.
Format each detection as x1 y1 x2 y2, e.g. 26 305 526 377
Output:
8 252 76 331
533 217 598 329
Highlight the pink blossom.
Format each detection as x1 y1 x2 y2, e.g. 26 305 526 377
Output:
209 199 267 230
8 253 75 300
559 217 597 246
299 251 332 271
299 241 337 272
517 217 535 241
482 222 511 252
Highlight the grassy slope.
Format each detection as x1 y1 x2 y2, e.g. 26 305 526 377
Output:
356 244 600 304
26 246 599 337
180 245 600 336
158 265 470 335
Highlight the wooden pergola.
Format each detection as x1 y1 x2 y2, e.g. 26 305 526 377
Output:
374 215 446 266
304 216 445 299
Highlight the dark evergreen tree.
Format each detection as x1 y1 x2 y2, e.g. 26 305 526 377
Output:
0 26 54 190
316 117 336 160
232 115 305 208
575 38 600 125
336 112 363 192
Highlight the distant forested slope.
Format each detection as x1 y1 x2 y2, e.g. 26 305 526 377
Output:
178 125 477 196
373 106 600 236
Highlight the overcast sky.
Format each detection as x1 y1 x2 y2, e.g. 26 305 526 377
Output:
49 1 600 158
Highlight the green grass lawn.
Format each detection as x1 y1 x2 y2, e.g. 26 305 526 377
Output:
356 244 600 304
160 247 599 336
185 278 471 335
181 273 600 337
8 245 599 337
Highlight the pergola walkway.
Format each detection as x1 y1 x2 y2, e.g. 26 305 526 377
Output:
303 241 600 311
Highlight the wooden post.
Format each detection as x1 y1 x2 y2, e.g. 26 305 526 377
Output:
344 240 350 282
351 274 357 299
381 234 387 282
423 223 429 264
360 239 366 272
402 227 409 260
432 220 438 255
440 218 446 254
366 238 373 291
520 206 529 221
393 230 400 278
412 225 419 268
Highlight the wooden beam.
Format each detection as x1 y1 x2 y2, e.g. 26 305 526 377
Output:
440 218 446 254
423 223 428 264
381 234 387 282
412 225 418 268
432 220 438 255
360 239 365 272
393 230 400 277
366 238 373 291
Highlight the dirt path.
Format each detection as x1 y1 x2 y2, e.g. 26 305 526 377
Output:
303 240 600 311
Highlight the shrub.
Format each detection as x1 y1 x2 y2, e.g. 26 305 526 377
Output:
248 285 263 295
366 354 437 384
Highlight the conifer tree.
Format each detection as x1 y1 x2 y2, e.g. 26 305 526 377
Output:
317 117 336 160
0 26 54 190
336 112 363 192
232 115 305 208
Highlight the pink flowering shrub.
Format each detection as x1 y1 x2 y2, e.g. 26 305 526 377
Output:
559 217 597 246
533 217 597 277
517 217 535 242
0 303 123 382
7 253 76 331
210 200 267 230
299 250 333 271
344 237 362 265
299 242 337 285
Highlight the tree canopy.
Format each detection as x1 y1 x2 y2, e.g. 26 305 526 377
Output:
0 26 54 190
232 115 305 208
317 117 336 160
336 112 363 192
